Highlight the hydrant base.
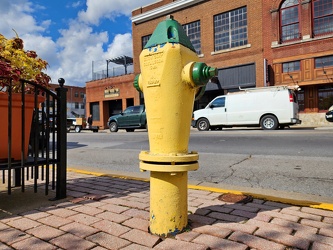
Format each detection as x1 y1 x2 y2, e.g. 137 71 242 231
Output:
149 171 188 237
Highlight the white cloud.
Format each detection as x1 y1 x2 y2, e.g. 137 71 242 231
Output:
55 21 108 85
0 0 156 87
0 0 46 37
78 0 156 25
106 33 133 58
22 34 58 69
71 1 82 8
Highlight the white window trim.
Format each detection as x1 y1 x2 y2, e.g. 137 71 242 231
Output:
131 0 206 24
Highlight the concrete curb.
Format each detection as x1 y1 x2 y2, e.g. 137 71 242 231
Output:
68 168 333 212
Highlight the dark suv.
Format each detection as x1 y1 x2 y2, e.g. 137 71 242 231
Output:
325 105 333 122
107 105 147 132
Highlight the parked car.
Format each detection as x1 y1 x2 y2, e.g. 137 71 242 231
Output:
107 105 147 132
192 86 301 131
325 105 333 122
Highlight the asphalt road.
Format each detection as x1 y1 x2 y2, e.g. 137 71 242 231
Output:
67 127 333 201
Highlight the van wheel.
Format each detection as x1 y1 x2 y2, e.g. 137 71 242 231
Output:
197 118 210 131
109 121 118 132
261 115 278 130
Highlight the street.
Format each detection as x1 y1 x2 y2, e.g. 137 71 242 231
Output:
67 127 333 200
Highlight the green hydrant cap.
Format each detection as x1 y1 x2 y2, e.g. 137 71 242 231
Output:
133 74 141 92
144 15 196 53
192 62 217 86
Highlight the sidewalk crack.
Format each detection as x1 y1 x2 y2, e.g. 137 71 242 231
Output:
203 155 253 184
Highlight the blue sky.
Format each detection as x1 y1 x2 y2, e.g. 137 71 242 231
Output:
0 0 156 87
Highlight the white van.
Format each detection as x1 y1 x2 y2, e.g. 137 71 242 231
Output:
191 86 301 130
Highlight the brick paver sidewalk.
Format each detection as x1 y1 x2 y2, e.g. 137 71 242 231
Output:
1 171 333 249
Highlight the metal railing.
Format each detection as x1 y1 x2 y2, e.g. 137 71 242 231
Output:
0 77 67 200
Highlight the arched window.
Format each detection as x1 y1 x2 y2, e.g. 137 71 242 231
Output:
280 0 300 42
313 0 333 36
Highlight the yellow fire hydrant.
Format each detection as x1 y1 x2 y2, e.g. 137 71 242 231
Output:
134 15 217 237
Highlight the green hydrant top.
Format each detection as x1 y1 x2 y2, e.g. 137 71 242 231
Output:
144 15 196 53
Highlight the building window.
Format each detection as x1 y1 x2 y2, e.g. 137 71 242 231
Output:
183 21 201 54
142 35 151 49
81 103 85 109
280 0 300 42
313 0 333 36
80 92 84 98
74 92 78 98
214 6 248 51
218 63 256 90
297 90 305 112
315 55 333 68
318 85 333 110
282 61 300 72
75 102 79 109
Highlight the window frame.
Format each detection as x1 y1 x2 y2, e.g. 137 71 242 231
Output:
312 0 333 36
182 20 201 55
282 60 301 73
297 90 305 112
315 55 333 68
214 6 248 51
318 85 333 111
211 97 225 108
142 35 151 49
279 0 301 43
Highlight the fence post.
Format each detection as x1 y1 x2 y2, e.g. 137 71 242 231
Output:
54 78 67 199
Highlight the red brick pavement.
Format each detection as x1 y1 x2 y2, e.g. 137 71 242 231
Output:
1 171 333 249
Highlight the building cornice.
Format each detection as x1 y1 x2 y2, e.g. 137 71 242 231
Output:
131 0 206 24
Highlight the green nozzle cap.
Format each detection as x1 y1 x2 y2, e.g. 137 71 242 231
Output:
133 74 141 92
192 62 217 86
144 15 195 52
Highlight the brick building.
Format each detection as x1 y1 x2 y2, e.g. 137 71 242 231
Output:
86 0 333 128
49 83 86 118
263 0 333 125
85 74 139 129
132 0 264 109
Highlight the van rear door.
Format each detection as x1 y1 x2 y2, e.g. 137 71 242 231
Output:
288 89 300 120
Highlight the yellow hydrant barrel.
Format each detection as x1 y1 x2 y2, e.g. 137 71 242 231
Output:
134 15 217 237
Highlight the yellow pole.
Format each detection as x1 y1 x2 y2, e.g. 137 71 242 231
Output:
149 171 188 236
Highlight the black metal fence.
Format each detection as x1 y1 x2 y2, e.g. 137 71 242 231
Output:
0 77 67 200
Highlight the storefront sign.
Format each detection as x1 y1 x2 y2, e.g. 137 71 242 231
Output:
104 88 120 98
